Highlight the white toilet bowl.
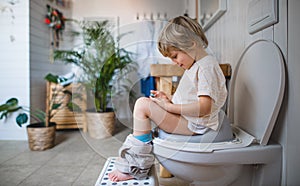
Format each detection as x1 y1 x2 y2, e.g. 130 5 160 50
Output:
153 40 285 186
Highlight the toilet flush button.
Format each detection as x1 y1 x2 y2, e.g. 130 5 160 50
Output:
248 0 278 34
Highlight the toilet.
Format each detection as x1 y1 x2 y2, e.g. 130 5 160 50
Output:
153 40 286 186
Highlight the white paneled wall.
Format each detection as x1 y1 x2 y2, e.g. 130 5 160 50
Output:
0 0 30 140
287 1 300 185
202 0 288 184
205 0 265 68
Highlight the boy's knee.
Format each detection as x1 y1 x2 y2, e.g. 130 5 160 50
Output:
134 97 151 115
135 97 150 108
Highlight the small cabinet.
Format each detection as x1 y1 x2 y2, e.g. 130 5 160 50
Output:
46 82 87 132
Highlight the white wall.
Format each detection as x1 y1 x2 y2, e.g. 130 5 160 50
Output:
71 0 186 54
72 0 185 25
0 0 73 140
0 0 30 140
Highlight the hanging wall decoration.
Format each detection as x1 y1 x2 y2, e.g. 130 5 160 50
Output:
44 4 65 48
0 0 20 42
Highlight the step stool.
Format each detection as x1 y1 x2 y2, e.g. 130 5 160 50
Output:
95 157 159 186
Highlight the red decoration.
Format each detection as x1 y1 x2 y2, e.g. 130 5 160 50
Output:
44 17 51 24
44 4 66 48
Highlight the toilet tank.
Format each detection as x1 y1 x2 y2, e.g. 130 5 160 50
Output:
228 40 285 145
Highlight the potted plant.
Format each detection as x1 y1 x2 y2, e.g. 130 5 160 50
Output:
0 73 82 151
53 20 137 139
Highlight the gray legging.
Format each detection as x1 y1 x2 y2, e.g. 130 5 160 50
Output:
157 111 234 143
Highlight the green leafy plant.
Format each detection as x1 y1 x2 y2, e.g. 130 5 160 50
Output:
0 73 82 127
54 20 137 112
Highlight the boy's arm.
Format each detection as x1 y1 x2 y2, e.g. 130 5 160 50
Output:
152 95 212 117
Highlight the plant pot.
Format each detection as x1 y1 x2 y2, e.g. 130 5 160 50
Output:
85 111 115 139
26 122 56 151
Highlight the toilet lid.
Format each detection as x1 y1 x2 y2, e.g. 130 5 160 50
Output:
229 40 285 145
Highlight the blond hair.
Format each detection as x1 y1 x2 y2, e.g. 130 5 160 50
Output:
158 16 208 57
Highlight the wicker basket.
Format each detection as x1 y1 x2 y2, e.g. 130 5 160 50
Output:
85 111 115 139
26 122 56 151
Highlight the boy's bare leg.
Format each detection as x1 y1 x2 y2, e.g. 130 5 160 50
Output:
108 97 192 181
108 98 153 181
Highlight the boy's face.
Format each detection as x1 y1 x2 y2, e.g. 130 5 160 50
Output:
168 50 194 70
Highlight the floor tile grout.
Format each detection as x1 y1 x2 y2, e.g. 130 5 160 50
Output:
15 145 65 186
0 130 190 186
0 148 28 166
70 153 98 186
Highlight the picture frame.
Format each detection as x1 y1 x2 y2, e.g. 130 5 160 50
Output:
197 0 227 31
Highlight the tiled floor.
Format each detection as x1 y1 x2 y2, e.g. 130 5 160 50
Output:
0 123 189 186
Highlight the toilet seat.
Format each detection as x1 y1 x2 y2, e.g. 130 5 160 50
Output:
153 136 281 164
153 126 255 152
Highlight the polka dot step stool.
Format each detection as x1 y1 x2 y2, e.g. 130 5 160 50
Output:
95 157 158 186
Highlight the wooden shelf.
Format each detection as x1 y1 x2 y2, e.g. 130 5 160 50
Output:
46 82 87 132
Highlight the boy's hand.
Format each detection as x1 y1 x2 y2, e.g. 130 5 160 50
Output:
149 90 169 100
150 91 172 111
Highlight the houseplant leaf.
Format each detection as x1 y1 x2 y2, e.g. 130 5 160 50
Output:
0 97 18 111
44 73 60 83
67 102 81 112
52 103 61 110
16 113 28 126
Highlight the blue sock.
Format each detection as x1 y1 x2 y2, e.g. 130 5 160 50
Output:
134 133 153 143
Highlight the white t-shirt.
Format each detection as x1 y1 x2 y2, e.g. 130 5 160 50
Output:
172 55 227 134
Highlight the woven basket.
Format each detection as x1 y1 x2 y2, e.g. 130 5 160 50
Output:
86 111 115 139
26 122 56 151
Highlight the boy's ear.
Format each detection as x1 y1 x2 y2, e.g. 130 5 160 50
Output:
192 41 197 48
